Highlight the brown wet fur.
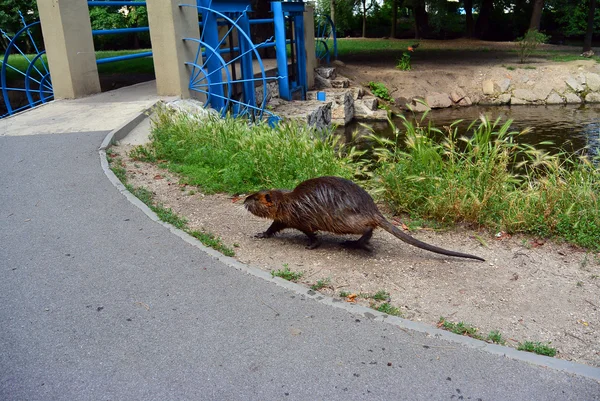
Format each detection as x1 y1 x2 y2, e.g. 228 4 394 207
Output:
244 176 484 261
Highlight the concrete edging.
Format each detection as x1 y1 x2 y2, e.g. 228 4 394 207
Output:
98 108 600 382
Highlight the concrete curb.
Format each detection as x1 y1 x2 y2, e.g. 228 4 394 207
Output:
99 111 600 382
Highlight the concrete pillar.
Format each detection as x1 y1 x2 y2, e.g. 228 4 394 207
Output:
37 0 101 99
146 0 200 98
304 4 317 90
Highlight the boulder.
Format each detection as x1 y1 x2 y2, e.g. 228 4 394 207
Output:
513 89 538 102
315 67 336 80
482 80 494 95
563 92 582 104
546 93 564 105
497 79 511 93
565 77 584 93
497 94 511 104
458 96 473 106
585 72 600 92
330 78 350 88
424 92 452 108
584 92 600 103
510 97 527 105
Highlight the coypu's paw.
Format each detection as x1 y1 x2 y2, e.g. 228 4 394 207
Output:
342 240 372 252
255 232 272 239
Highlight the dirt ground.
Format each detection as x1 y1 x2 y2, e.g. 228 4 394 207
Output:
110 41 600 367
335 38 600 107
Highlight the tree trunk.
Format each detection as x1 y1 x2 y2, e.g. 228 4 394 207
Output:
330 0 336 27
528 0 544 31
413 0 428 39
391 0 398 38
464 0 473 38
474 0 493 39
361 0 368 37
583 0 596 52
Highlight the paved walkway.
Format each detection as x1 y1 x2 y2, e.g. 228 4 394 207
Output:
1 84 599 400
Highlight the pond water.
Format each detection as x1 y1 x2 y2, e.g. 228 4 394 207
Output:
340 104 600 157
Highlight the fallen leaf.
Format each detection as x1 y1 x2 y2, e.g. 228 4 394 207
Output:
154 174 163 180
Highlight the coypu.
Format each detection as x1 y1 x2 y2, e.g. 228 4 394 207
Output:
244 176 484 261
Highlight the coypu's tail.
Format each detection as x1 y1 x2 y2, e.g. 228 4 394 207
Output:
378 218 485 261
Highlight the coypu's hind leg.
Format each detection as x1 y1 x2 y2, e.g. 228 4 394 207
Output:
342 229 373 251
256 221 287 238
302 231 321 249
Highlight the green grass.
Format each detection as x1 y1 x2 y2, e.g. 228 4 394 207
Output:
145 107 365 194
271 266 304 282
517 341 557 357
1 49 153 82
310 278 331 291
438 317 483 339
336 38 415 58
369 114 600 250
487 330 506 345
106 149 235 257
374 302 402 316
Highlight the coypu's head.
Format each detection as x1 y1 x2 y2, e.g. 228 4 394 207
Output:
244 190 282 219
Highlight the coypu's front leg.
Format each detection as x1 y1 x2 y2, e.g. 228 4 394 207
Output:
342 229 373 251
303 231 320 249
256 221 287 238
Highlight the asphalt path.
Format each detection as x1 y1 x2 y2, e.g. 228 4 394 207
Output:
1 131 599 400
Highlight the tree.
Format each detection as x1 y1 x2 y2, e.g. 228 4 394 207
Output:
390 0 398 38
474 0 494 39
360 0 375 37
412 0 428 39
583 0 597 53
464 0 473 37
0 0 38 51
529 0 544 30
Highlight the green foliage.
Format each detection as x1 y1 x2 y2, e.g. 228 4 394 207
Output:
369 114 600 250
487 330 505 345
129 144 157 162
368 81 393 101
438 317 483 339
0 0 38 50
374 302 402 316
396 51 411 71
310 277 331 291
371 290 390 301
339 291 351 297
517 29 549 64
147 108 364 194
517 341 557 357
551 0 600 37
188 230 235 257
271 266 304 281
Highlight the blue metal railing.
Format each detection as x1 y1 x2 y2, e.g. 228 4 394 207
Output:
87 1 152 65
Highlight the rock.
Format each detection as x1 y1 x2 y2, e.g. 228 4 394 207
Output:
482 80 494 95
271 100 332 129
457 96 472 106
350 87 364 100
532 85 552 101
546 92 564 105
330 78 350 88
360 96 378 111
314 74 332 89
450 92 464 103
307 89 354 125
584 92 600 103
585 73 600 91
565 77 584 92
497 79 511 93
315 67 336 80
513 89 538 102
510 97 527 105
409 99 430 112
425 92 452 108
332 59 346 67
498 94 511 104
354 101 388 120
563 92 582 104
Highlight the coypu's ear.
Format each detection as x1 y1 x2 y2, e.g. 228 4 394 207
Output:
258 191 274 207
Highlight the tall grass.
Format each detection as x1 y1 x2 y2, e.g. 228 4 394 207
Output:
369 113 600 249
142 107 365 194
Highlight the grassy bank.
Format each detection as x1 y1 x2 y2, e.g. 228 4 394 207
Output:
135 108 599 251
1 49 154 82
369 114 600 249
136 109 364 194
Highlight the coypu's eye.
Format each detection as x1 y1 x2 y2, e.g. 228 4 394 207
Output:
265 193 272 203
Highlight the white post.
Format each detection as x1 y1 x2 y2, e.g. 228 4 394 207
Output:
37 0 101 99
304 4 317 90
146 0 200 98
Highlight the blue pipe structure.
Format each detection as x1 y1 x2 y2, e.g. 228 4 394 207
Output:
271 1 307 100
